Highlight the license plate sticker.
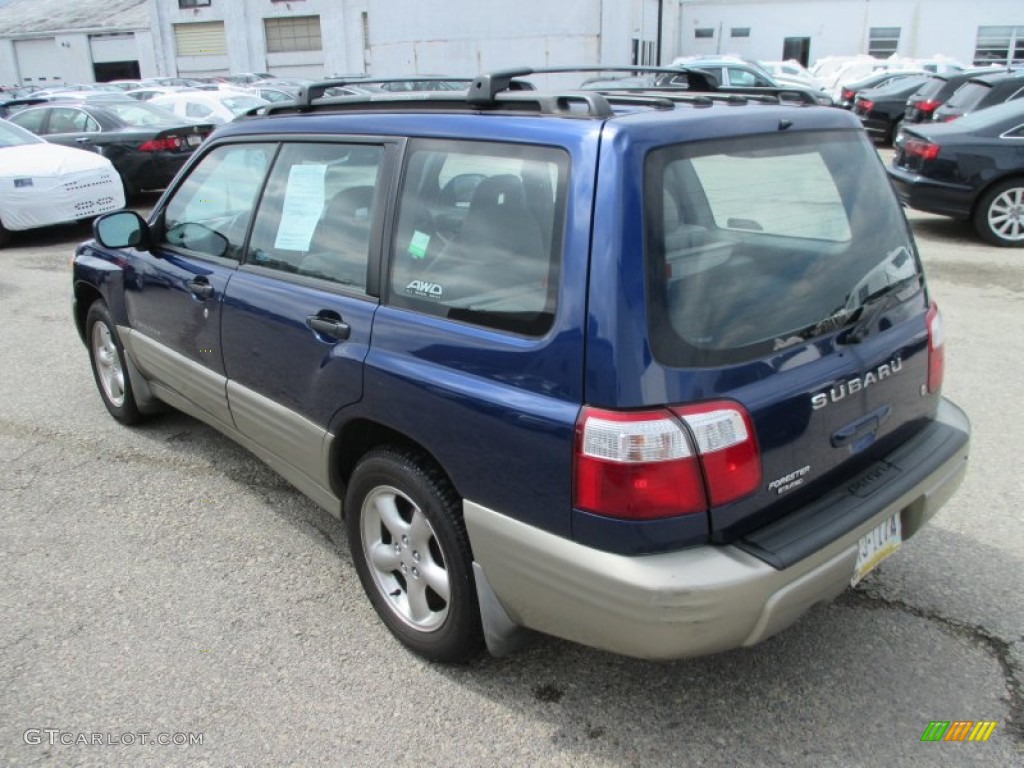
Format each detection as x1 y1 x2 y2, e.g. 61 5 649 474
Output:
852 513 902 586
187 134 202 147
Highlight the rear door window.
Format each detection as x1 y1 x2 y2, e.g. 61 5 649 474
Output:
388 139 568 336
644 131 920 366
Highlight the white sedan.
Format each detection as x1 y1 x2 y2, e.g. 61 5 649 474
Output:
0 119 125 247
148 91 268 125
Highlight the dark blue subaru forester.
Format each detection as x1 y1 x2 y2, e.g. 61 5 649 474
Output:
72 68 970 662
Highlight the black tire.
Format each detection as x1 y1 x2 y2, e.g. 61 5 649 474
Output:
973 178 1024 247
345 447 483 663
888 117 903 147
0 218 10 249
85 300 145 425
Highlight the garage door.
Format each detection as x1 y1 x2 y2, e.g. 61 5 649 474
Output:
14 38 61 85
173 22 228 56
90 33 138 63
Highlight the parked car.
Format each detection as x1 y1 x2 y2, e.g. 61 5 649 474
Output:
903 68 1003 125
148 90 269 125
836 70 925 109
761 59 827 90
125 86 196 102
673 55 833 105
8 100 214 196
888 99 1024 246
853 75 930 144
72 66 969 663
0 119 123 247
932 69 1024 122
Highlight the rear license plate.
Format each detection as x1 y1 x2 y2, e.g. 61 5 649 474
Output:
187 135 203 147
852 513 902 586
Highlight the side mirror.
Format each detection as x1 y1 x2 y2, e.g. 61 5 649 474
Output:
94 211 151 251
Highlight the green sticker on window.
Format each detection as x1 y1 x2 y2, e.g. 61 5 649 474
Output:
408 230 430 260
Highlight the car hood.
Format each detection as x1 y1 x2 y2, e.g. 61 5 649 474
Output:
0 142 115 178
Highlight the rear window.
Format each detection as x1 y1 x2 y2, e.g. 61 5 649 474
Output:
644 130 920 367
946 82 991 112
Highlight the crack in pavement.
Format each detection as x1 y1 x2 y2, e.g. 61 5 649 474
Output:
841 588 1024 744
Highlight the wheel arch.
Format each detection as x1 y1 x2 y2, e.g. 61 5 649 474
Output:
970 172 1024 219
330 418 458 513
73 281 104 344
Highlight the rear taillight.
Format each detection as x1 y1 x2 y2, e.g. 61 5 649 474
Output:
573 402 761 520
926 302 944 394
903 138 940 161
914 98 941 115
138 136 183 152
858 99 875 113
841 88 854 102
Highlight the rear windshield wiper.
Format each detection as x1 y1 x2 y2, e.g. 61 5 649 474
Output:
842 273 923 344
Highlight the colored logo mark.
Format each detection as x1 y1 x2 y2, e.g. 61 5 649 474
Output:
920 720 997 742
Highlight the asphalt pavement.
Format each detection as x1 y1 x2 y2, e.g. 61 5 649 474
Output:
0 186 1021 766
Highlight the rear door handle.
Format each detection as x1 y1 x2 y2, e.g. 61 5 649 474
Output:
187 278 214 300
306 314 351 341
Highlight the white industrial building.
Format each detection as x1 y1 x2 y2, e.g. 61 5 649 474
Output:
0 0 155 87
0 0 1021 87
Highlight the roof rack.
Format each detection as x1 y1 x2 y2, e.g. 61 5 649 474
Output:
241 64 818 120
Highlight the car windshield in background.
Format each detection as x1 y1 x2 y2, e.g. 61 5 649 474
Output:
0 119 43 147
101 101 182 126
945 82 990 113
221 95 270 115
645 130 920 366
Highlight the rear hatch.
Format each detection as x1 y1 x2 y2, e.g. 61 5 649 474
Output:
582 128 940 550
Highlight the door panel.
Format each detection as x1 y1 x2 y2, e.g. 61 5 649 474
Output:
221 141 390 431
123 142 276 421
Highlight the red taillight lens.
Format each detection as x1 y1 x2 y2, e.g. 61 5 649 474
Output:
841 88 854 101
138 136 182 152
672 403 762 507
915 99 941 115
573 402 761 520
926 302 944 394
903 138 940 161
859 99 875 113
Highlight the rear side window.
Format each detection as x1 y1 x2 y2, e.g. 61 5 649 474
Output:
644 131 920 367
246 142 383 291
947 82 990 112
389 139 568 336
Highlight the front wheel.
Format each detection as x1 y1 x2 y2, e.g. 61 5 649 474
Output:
86 300 144 425
345 448 483 663
974 179 1024 247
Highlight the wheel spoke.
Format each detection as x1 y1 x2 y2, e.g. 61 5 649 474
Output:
407 508 433 552
370 541 401 572
405 578 432 623
373 493 408 539
421 561 450 603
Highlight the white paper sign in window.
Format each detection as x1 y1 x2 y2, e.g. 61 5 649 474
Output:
275 164 327 251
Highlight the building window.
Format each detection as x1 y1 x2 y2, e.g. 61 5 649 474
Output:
178 0 211 8
264 15 322 53
632 38 655 65
731 28 750 39
974 26 1024 66
868 27 900 58
695 28 714 40
173 21 227 56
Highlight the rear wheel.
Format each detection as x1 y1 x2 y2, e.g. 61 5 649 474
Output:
345 447 483 663
974 179 1024 247
0 219 9 249
86 300 144 425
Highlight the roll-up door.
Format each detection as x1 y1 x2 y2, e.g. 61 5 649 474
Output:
173 21 228 56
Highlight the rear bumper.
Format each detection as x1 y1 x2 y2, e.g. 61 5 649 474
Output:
465 398 969 659
886 165 975 219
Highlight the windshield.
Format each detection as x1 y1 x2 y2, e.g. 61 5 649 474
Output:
644 130 921 366
221 96 267 115
946 82 990 112
0 119 43 147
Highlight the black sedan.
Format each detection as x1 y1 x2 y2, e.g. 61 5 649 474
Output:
933 69 1024 122
903 68 1002 125
853 75 929 144
7 100 213 197
836 70 924 109
887 100 1024 246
